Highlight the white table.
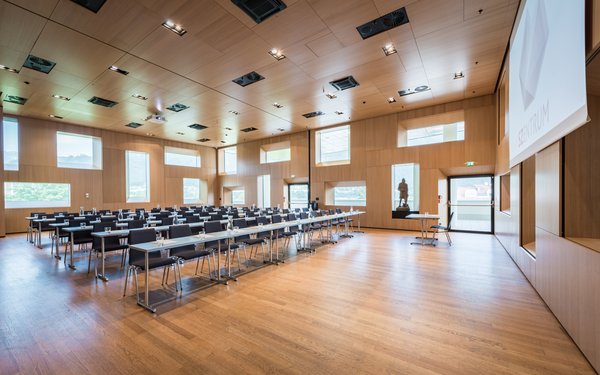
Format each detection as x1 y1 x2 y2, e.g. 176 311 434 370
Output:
406 213 440 246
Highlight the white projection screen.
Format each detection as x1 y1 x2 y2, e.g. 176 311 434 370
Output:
508 0 587 167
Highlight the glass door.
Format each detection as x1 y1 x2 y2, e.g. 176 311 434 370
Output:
448 175 494 233
288 184 309 209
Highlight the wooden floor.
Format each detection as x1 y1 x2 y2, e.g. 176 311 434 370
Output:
0 229 595 374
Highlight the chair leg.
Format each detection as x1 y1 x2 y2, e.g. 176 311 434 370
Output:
133 268 140 303
446 231 452 245
236 249 242 271
87 250 93 274
195 258 202 275
123 267 130 297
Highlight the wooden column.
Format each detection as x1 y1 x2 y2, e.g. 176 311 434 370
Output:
0 105 5 237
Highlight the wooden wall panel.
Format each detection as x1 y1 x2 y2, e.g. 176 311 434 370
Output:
535 142 561 237
520 156 536 247
2 116 216 233
0 105 4 237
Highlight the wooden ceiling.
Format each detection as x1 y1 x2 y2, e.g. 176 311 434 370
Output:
0 0 518 148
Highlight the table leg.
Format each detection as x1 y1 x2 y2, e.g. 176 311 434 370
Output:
137 252 156 313
37 222 43 248
96 237 108 282
54 227 61 260
353 214 364 233
68 232 76 270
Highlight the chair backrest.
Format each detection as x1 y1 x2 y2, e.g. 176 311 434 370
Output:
128 219 145 229
100 216 115 222
169 224 192 239
300 212 309 220
93 222 115 232
92 222 118 248
70 218 85 228
128 228 160 263
271 214 282 223
447 211 455 230
204 220 223 234
287 213 299 231
257 216 269 225
161 217 175 226
233 218 247 229
185 215 200 223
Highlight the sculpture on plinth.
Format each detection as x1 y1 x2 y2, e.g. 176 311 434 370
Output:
396 178 410 211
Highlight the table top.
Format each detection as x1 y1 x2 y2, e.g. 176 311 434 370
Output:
406 214 440 220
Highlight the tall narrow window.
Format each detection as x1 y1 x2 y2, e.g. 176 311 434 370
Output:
56 131 102 169
218 147 237 175
3 117 19 171
257 174 271 208
231 189 245 205
4 182 70 208
392 163 420 210
165 146 201 168
126 151 150 202
316 125 350 165
183 178 201 204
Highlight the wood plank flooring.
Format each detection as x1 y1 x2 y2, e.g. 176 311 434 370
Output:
0 230 595 374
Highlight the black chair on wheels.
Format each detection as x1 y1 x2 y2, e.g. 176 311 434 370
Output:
89 222 129 274
168 224 214 282
430 212 454 245
123 229 181 300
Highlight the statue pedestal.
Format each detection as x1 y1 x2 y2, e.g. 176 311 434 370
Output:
392 208 417 219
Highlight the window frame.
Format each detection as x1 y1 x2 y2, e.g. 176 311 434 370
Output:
125 150 150 203
260 141 291 164
183 178 202 204
165 146 201 168
56 131 103 170
218 147 237 175
4 182 71 209
315 125 351 166
3 117 19 171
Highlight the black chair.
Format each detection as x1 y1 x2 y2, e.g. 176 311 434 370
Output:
168 224 214 281
65 219 93 265
89 222 128 274
184 215 202 234
123 229 181 299
233 218 266 262
127 219 145 229
161 216 175 226
282 213 300 250
50 217 69 256
100 216 115 223
431 212 454 245
203 220 242 277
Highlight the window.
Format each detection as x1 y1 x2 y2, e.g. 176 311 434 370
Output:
257 174 271 208
405 122 464 147
231 189 245 205
165 146 201 168
183 178 201 204
289 184 309 209
392 163 420 211
218 147 237 175
4 182 70 208
499 173 510 213
126 151 150 202
3 117 19 171
316 125 350 165
260 141 291 164
327 181 366 206
56 132 102 169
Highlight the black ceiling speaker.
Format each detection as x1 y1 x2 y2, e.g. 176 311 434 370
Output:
189 124 208 130
88 96 118 107
23 55 56 74
302 111 325 118
241 127 258 132
71 0 108 13
232 0 287 24
356 7 409 40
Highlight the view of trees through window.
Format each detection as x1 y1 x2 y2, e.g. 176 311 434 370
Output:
4 182 70 208
56 132 102 170
126 151 150 202
333 185 366 206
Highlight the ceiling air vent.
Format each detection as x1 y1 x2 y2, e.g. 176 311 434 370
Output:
4 95 27 105
125 122 143 128
232 71 265 87
329 76 359 91
197 138 211 142
23 55 56 74
356 7 409 40
88 96 118 107
70 0 108 13
166 103 189 112
189 123 208 130
241 127 258 132
398 85 430 97
232 0 287 24
302 111 325 118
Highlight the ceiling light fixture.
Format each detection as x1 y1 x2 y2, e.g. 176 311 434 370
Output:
48 114 63 119
382 44 397 56
334 111 344 115
387 97 396 103
162 20 187 36
146 133 155 137
52 94 71 101
131 93 147 100
176 132 185 135
0 64 19 73
465 161 476 167
229 110 240 115
273 102 283 108
277 128 285 132
108 65 129 75
325 92 337 99
268 48 286 60
454 71 465 79
225 127 232 131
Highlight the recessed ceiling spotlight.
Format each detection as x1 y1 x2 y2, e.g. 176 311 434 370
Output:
225 127 232 131
220 140 226 144
131 93 147 100
268 48 286 60
273 102 283 108
52 94 70 101
229 110 240 115
108 65 129 75
325 92 337 99
146 133 155 137
162 20 187 36
0 64 19 73
277 128 285 132
382 44 397 56
334 111 344 115
48 114 63 119
387 97 396 103
176 132 185 135
454 71 464 79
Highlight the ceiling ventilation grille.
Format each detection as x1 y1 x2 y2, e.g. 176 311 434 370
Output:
70 0 108 13
166 103 189 112
356 7 409 40
329 76 359 91
88 96 118 107
4 95 28 105
189 123 208 130
302 111 325 118
231 0 287 24
23 55 56 74
241 127 258 132
125 122 143 128
232 71 265 87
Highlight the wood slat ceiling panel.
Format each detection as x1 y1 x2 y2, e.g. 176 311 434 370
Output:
6 0 59 17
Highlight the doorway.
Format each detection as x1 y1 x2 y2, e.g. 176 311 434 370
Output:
448 175 494 233
288 183 309 209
